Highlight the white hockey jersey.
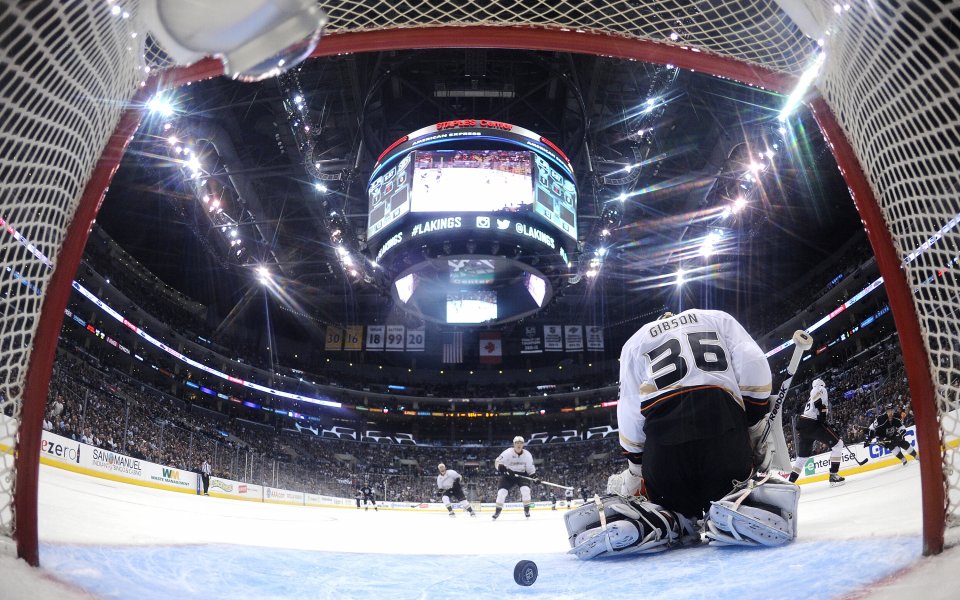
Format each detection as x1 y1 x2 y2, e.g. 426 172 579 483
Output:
800 382 829 421
494 447 536 476
618 309 772 454
437 469 462 491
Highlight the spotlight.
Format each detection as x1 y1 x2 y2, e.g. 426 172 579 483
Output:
147 94 175 117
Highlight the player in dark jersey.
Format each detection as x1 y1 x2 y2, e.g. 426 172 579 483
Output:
360 484 378 511
868 403 918 465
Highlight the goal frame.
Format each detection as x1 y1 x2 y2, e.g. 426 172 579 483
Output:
13 26 943 566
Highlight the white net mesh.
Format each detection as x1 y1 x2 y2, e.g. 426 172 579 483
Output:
1 0 958 555
817 0 960 533
0 1 144 538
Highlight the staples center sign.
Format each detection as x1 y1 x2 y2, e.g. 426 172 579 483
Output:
372 119 573 178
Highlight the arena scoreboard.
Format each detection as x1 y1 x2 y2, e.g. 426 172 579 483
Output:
366 120 578 325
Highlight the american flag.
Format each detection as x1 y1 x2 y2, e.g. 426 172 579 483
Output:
442 332 463 363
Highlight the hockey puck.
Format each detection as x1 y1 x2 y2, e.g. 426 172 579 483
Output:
513 560 538 586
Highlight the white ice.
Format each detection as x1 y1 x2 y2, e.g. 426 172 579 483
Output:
3 462 960 599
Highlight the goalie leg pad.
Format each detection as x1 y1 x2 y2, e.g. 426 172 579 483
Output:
563 495 697 560
704 476 800 547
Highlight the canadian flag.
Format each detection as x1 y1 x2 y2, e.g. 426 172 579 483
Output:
479 332 502 364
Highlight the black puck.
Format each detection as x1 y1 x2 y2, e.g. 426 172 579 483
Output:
513 560 538 586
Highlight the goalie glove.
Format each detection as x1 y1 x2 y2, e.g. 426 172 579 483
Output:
608 464 645 497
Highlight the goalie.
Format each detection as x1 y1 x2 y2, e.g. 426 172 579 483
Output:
868 404 918 466
565 309 800 559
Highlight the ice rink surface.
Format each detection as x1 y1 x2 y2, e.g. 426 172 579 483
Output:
4 462 960 599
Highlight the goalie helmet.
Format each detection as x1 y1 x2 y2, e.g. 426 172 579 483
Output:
659 311 675 320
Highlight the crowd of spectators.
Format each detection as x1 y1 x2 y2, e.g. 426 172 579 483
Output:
47 325 916 506
46 346 621 503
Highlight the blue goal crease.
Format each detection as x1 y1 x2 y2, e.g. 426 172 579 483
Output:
39 537 922 600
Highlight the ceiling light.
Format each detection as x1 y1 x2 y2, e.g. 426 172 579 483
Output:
147 94 175 117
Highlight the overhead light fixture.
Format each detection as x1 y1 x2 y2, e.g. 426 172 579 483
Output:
147 94 175 117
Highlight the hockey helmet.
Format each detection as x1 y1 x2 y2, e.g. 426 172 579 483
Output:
438 463 446 472
513 435 525 445
813 378 825 389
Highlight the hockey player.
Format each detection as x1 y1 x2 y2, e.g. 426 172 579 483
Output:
788 378 846 485
355 489 362 509
868 404 918 465
491 436 539 520
360 484 378 511
437 463 476 517
564 486 575 508
565 309 800 559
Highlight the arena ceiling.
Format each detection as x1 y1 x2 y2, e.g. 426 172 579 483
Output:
93 48 864 355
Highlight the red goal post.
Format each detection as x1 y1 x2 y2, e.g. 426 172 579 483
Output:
1 1 956 566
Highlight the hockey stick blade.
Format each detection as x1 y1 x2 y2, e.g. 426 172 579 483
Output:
515 475 573 490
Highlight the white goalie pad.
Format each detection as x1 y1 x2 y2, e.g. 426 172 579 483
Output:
704 476 800 547
563 495 697 560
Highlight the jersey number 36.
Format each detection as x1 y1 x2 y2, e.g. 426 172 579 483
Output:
645 331 729 389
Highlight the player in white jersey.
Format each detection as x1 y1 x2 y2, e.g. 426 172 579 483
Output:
788 378 846 485
564 309 801 558
491 436 538 520
436 463 476 517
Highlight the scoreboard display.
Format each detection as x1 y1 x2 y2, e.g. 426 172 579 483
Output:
366 120 578 326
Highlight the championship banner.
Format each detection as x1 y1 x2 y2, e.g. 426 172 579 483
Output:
406 327 426 352
386 325 405 351
586 326 604 351
479 331 502 364
564 325 584 351
343 326 363 351
324 327 344 351
520 325 542 354
544 325 563 351
366 325 385 351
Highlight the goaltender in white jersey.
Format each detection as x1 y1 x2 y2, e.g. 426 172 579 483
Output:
618 309 773 456
564 309 801 560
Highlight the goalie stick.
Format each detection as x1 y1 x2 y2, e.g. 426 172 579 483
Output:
755 330 814 470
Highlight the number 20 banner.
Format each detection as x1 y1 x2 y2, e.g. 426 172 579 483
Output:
406 328 425 352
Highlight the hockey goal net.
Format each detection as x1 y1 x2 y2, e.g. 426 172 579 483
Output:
1 0 957 564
